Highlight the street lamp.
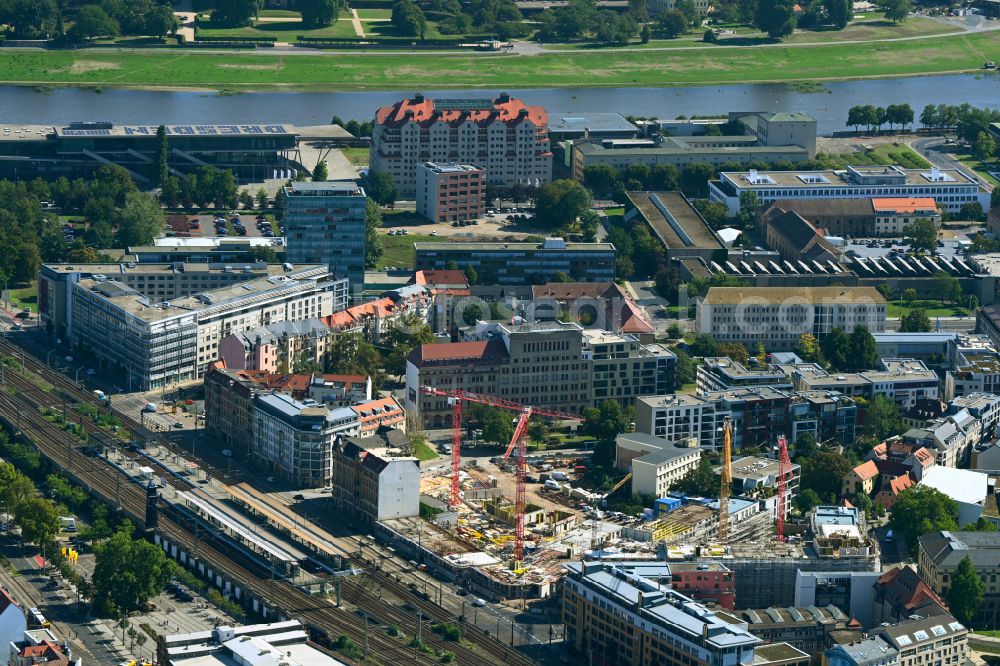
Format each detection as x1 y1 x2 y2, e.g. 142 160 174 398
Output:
0 277 7 312
75 366 86 383
46 348 58 367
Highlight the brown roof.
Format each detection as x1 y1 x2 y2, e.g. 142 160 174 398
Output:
852 460 879 481
412 270 470 288
764 198 875 221
531 282 611 300
409 340 509 367
376 94 547 129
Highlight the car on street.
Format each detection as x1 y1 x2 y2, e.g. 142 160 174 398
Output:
473 598 486 607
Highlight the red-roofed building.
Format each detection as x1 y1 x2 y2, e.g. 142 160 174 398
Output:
529 281 656 340
872 197 940 236
411 270 472 331
875 473 915 510
371 93 552 198
874 565 947 624
842 460 880 497
351 395 405 437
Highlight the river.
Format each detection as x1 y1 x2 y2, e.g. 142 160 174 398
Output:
0 73 996 135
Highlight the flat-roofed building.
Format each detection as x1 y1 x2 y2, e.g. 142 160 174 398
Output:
623 191 727 262
583 329 676 404
413 237 616 285
696 356 794 393
791 358 939 410
415 162 485 223
64 266 346 391
562 560 763 666
547 112 637 141
160 621 348 666
614 432 703 496
39 261 295 342
252 391 360 487
283 181 367 293
872 197 941 236
696 286 886 352
571 137 810 181
710 165 989 215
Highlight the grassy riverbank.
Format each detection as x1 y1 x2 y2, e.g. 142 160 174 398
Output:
3 30 999 91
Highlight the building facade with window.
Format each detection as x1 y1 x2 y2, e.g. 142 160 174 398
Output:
415 162 485 223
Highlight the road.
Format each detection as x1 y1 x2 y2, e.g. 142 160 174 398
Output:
910 136 995 190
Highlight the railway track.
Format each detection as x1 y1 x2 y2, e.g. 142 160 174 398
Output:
0 340 537 666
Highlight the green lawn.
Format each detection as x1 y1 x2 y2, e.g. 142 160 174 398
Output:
817 145 930 170
544 16 959 50
355 8 392 19
412 439 439 461
951 150 1000 187
258 9 301 18
887 299 969 318
378 233 440 270
5 283 37 312
340 146 370 165
3 29 1000 90
196 12 354 40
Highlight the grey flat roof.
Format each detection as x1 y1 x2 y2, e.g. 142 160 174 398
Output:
414 241 615 251
548 112 637 134
287 181 364 195
627 191 724 250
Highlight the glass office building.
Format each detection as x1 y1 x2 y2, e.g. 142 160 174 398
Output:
284 181 368 295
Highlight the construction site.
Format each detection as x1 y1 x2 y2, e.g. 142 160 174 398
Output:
391 391 833 606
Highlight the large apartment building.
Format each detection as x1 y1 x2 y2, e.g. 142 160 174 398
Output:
371 93 552 198
695 286 886 352
64 266 347 391
710 165 989 215
635 389 858 451
791 359 940 410
415 162 485 223
331 429 420 522
562 561 812 666
413 237 616 285
919 530 1000 618
283 181 368 294
405 322 675 425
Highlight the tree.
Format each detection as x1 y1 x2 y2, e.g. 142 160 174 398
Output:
793 432 819 460
821 327 850 371
364 199 383 270
754 0 796 39
70 5 119 40
256 188 269 210
115 191 163 247
799 449 854 502
582 165 620 195
883 0 911 22
947 555 984 626
890 486 959 556
975 131 997 163
367 171 397 205
468 404 514 445
876 283 892 301
533 179 593 230
391 0 427 37
91 526 175 615
46 474 86 510
312 160 328 182
675 350 695 386
795 333 824 364
1 0 58 38
326 332 382 388
848 325 878 371
640 23 650 42
824 0 851 28
292 352 322 373
679 164 715 197
213 0 264 26
863 395 903 440
717 343 749 364
658 9 688 37
14 497 59 546
795 488 822 513
932 270 960 305
688 334 718 358
736 191 761 230
960 202 986 222
383 312 433 377
239 189 253 209
904 218 939 255
154 125 168 188
463 304 483 326
899 308 931 333
671 455 717 496
0 461 35 509
581 400 634 442
902 288 917 304
144 4 178 37
299 0 341 26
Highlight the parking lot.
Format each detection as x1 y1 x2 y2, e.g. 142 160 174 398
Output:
167 211 283 241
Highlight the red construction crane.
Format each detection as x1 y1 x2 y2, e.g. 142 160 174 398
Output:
776 434 792 543
419 386 582 564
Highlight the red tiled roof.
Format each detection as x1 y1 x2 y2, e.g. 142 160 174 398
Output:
871 198 938 214
412 270 469 288
888 474 915 495
852 460 879 481
531 282 610 300
411 340 508 366
376 95 547 129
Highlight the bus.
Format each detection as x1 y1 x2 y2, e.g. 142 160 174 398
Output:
28 607 49 628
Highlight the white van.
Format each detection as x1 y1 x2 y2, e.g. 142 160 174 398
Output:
544 479 561 490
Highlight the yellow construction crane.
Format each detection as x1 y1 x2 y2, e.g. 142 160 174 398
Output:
609 472 632 495
718 417 733 543
586 472 633 559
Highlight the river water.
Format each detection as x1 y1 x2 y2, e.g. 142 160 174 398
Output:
0 73 996 135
